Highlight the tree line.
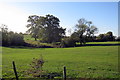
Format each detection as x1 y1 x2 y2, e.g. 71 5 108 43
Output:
0 14 119 47
0 24 24 46
26 15 98 46
26 14 119 47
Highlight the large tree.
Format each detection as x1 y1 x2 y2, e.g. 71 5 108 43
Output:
26 14 66 43
26 15 40 41
41 14 66 43
74 18 98 45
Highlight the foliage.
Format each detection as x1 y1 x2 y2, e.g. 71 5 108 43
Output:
25 40 54 48
26 15 40 41
26 55 45 77
74 18 98 45
0 24 24 46
97 31 115 42
23 34 61 48
26 14 66 43
70 32 80 42
60 37 76 47
23 34 35 41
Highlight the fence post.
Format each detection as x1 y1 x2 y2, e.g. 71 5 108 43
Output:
12 61 19 80
63 66 66 80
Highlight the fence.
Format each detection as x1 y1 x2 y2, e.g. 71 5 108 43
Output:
2 61 119 80
2 61 67 80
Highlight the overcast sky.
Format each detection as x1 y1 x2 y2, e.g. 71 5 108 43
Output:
0 1 119 36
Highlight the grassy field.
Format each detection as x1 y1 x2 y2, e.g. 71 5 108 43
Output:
87 41 119 44
2 42 119 79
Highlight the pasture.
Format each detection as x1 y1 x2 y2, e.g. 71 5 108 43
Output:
2 42 119 79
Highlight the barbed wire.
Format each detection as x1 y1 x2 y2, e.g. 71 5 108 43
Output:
2 64 119 74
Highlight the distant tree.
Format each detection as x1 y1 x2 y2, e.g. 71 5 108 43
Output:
74 18 98 45
106 31 115 41
71 32 80 42
60 37 76 47
8 32 24 46
97 31 115 41
0 24 24 46
0 24 9 46
97 34 105 41
75 18 87 45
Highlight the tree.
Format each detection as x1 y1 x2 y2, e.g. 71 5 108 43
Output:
0 24 24 46
26 15 40 41
26 14 66 43
39 14 66 43
60 37 76 47
75 19 87 45
97 31 115 41
97 34 105 41
71 32 80 42
74 18 98 45
0 24 9 46
106 31 115 41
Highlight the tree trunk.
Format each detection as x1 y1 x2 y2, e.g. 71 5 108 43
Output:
79 35 83 46
35 38 37 41
80 42 82 45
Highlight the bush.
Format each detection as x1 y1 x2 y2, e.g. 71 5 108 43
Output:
1 27 24 46
60 37 76 47
26 55 45 77
7 32 24 46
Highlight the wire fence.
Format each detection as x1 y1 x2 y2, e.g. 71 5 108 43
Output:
2 62 119 79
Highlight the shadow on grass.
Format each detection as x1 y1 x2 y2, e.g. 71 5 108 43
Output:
1 78 119 80
1 42 120 49
3 46 46 50
76 43 120 47
1 42 53 49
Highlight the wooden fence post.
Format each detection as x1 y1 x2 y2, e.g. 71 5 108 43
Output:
12 61 19 80
63 66 66 80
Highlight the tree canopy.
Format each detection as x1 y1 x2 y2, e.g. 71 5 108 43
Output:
97 31 115 41
26 14 66 43
0 24 24 46
73 18 98 45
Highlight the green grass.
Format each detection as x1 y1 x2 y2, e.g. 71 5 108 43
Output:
2 42 119 78
24 34 35 41
86 41 120 44
25 40 53 47
24 34 54 47
76 41 120 45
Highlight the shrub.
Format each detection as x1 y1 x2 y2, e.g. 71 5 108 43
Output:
60 37 76 47
1 26 24 46
26 55 45 77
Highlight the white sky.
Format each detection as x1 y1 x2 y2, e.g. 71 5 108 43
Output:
0 2 29 33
